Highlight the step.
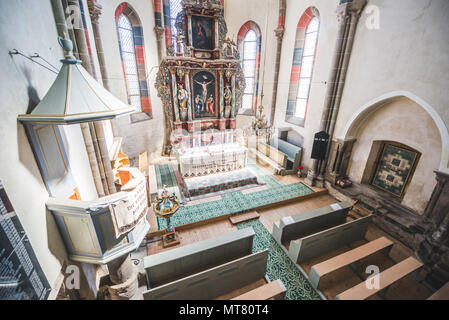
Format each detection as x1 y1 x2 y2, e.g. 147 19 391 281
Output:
347 210 361 220
230 211 260 225
354 204 374 217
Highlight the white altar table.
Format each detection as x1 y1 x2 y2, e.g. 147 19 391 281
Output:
177 143 248 178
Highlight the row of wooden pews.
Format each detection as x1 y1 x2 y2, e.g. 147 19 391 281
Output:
272 202 425 300
143 228 286 300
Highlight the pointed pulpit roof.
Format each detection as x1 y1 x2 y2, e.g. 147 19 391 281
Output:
18 38 135 125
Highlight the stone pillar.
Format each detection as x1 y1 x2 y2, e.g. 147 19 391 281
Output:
325 138 356 184
87 0 118 137
66 0 94 75
270 0 286 126
415 171 449 289
105 254 140 300
306 0 366 187
153 0 165 62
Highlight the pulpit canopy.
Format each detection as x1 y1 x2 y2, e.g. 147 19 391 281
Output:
18 38 135 125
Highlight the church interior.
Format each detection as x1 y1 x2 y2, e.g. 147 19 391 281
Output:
1 0 449 302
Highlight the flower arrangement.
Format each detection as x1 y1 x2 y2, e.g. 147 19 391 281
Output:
297 166 304 178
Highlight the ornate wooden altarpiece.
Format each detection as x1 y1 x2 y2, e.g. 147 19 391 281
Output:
155 0 245 155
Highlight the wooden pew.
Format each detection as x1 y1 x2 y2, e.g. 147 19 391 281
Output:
232 279 287 300
143 250 269 300
288 215 372 264
144 227 255 288
336 257 423 300
272 201 353 245
269 138 303 174
308 237 394 289
428 282 449 300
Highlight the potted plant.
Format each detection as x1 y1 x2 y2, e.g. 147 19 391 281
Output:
297 166 304 178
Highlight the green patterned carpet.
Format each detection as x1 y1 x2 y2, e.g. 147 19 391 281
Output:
237 220 321 300
155 161 314 230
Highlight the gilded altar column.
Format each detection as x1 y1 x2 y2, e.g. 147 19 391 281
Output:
215 18 220 49
170 69 180 122
185 70 193 121
187 15 193 46
219 71 225 118
231 72 236 118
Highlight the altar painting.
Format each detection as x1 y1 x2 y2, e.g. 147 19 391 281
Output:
192 15 214 50
193 71 217 119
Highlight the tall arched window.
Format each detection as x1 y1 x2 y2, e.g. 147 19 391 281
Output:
238 21 262 113
163 0 184 52
115 3 152 120
286 8 320 126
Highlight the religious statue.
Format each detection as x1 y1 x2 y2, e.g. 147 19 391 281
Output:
177 84 189 121
223 85 232 118
223 37 237 57
175 34 185 54
224 85 232 106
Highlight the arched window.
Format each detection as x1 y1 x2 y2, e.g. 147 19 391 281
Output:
238 21 262 113
286 8 320 126
164 0 184 52
115 3 152 119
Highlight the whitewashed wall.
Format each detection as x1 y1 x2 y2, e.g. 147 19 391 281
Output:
334 0 449 173
97 0 165 161
0 0 71 294
271 0 340 169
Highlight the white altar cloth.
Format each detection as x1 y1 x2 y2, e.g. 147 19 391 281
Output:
177 143 248 177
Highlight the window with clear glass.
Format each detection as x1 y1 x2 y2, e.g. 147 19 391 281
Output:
169 0 184 52
295 17 319 119
117 14 141 110
242 30 258 110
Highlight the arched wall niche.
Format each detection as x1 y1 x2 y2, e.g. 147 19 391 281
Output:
342 91 449 173
341 93 444 214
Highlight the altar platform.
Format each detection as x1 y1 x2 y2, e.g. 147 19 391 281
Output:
149 159 326 232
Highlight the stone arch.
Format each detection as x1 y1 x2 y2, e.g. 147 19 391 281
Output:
342 91 449 173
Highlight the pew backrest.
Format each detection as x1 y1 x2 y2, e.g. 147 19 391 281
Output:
143 250 269 300
289 215 372 264
144 227 255 288
272 201 353 245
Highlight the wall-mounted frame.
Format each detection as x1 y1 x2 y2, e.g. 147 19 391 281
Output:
364 141 421 198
